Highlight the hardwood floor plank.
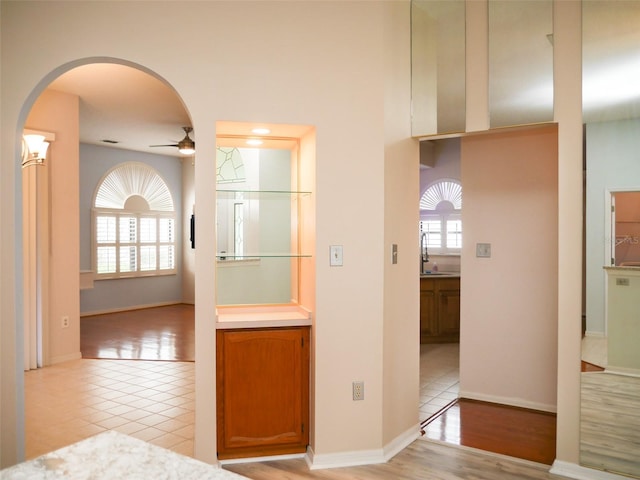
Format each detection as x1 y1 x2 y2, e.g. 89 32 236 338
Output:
580 372 640 478
224 440 565 480
80 304 195 361
422 399 556 465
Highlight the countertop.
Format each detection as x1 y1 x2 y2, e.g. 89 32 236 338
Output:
420 272 460 278
0 431 249 480
216 304 312 329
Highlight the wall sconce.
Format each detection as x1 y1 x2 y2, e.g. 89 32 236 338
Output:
22 134 50 168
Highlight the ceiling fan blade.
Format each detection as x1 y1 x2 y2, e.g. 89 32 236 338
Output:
150 144 179 147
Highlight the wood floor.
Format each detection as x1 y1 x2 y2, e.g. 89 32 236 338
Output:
79 305 557 473
422 398 556 465
580 371 640 478
81 304 195 361
224 439 565 480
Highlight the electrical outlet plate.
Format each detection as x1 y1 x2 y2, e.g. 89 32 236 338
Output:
352 381 364 401
476 243 491 258
61 316 70 328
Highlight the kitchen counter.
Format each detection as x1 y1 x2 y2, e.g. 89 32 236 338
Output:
0 431 249 480
420 272 460 278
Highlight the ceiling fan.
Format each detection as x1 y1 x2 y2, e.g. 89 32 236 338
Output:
150 126 195 155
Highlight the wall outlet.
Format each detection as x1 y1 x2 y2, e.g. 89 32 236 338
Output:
61 316 70 328
352 381 364 401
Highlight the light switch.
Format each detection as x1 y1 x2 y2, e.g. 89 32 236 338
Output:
476 243 491 258
330 245 343 266
392 244 398 264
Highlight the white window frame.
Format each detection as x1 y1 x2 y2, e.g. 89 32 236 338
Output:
420 180 462 255
92 209 177 279
91 162 176 279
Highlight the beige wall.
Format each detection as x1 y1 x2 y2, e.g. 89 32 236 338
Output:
460 125 559 412
25 90 81 365
1 0 416 468
382 0 420 449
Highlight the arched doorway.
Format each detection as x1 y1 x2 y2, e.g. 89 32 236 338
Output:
19 58 196 458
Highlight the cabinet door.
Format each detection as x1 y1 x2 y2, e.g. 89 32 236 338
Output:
217 327 309 459
420 286 437 341
438 288 460 337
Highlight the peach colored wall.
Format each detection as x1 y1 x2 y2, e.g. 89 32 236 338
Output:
382 0 420 448
460 125 558 412
1 0 415 468
25 90 81 365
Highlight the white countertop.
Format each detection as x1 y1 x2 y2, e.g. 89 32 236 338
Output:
216 304 312 329
1 431 249 480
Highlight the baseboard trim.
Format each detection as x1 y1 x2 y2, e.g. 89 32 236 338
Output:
218 452 306 466
50 352 82 365
80 301 183 317
305 424 419 470
458 391 556 414
550 460 631 480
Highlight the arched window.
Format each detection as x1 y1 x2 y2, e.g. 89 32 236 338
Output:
92 162 176 278
420 180 462 254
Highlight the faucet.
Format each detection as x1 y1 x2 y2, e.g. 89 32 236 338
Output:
421 232 429 273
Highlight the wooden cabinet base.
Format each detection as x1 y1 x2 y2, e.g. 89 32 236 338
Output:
216 327 310 460
420 277 460 344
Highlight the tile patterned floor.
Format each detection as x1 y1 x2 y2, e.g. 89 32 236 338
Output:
419 343 460 421
24 342 458 460
24 359 195 460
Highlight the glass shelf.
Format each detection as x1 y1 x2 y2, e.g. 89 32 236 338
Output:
216 189 311 195
216 253 312 259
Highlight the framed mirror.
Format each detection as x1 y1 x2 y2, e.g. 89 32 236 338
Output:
488 0 553 128
411 0 465 136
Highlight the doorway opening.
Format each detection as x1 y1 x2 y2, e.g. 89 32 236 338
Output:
21 60 196 459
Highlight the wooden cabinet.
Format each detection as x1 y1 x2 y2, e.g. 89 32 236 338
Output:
216 326 310 459
420 277 460 343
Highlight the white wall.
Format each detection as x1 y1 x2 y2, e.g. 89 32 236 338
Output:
585 119 640 336
460 125 559 412
1 0 415 468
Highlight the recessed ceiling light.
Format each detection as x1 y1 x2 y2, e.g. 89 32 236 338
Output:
251 128 270 135
246 139 264 146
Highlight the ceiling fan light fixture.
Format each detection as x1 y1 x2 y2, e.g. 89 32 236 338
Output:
178 126 195 155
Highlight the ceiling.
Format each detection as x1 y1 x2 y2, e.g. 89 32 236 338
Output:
46 63 313 157
48 64 192 158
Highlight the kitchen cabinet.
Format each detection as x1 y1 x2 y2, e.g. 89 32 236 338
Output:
216 326 310 459
420 276 460 343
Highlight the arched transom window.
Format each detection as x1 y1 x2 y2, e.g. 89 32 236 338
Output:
420 180 462 253
92 162 176 278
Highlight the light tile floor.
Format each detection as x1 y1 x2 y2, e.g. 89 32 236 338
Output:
24 359 195 460
419 343 460 421
24 344 458 460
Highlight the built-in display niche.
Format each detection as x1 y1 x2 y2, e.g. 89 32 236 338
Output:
215 141 311 306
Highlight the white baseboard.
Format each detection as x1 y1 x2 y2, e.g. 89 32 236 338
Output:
604 366 640 377
457 391 556 414
80 301 182 317
50 351 82 365
305 424 419 470
551 460 632 480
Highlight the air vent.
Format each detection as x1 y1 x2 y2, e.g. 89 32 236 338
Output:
101 139 119 144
